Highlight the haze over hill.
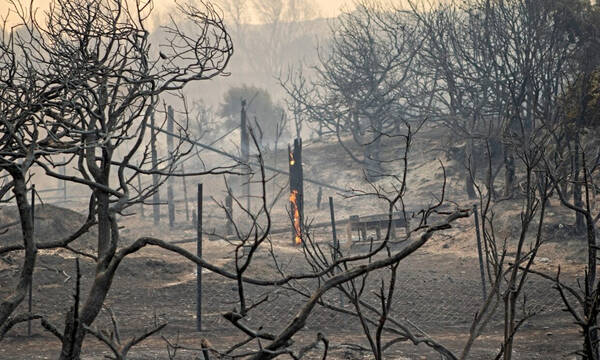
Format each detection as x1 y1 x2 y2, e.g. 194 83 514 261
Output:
172 16 331 109
0 0 413 107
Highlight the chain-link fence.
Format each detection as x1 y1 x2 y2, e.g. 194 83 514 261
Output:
2 169 577 358
139 219 570 340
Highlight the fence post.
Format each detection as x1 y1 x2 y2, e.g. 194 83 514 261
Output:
240 99 250 211
196 183 203 331
150 111 160 225
329 196 343 306
137 173 144 217
182 163 189 222
329 197 339 256
28 184 35 336
288 138 303 245
167 105 175 228
473 203 487 300
225 192 233 235
316 187 323 210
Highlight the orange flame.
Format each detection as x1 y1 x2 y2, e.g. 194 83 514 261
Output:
290 189 301 245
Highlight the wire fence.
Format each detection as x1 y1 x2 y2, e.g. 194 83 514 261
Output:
191 239 568 335
127 218 570 341
2 175 576 358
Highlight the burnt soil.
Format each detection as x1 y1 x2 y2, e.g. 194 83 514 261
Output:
0 213 584 359
0 125 590 359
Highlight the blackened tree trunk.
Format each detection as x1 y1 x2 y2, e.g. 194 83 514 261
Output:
364 130 383 182
58 190 120 360
504 146 515 198
573 131 585 234
0 171 37 326
583 210 598 358
58 134 117 360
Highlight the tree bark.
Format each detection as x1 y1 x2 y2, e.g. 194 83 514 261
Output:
584 210 598 358
573 132 585 234
59 150 116 359
58 210 119 360
0 172 37 326
504 146 515 198
364 135 383 182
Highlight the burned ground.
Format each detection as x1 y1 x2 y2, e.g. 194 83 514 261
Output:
0 125 588 359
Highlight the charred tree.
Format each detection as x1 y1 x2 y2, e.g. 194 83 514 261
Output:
5 0 236 357
573 134 585 233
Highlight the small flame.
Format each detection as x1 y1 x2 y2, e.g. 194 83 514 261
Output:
290 189 301 245
289 152 295 166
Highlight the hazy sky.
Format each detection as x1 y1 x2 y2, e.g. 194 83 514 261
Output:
315 0 356 17
0 0 418 31
0 0 368 25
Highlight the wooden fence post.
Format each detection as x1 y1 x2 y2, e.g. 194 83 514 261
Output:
316 186 323 210
474 203 487 300
150 111 160 225
167 105 175 228
329 197 339 254
225 192 233 235
240 99 250 211
137 174 144 217
196 184 203 331
329 196 343 306
182 164 189 222
288 138 304 245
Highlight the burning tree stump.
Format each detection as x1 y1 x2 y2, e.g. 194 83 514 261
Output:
288 138 304 245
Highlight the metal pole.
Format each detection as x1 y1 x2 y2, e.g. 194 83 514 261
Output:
196 183 203 331
473 203 487 300
28 184 35 336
